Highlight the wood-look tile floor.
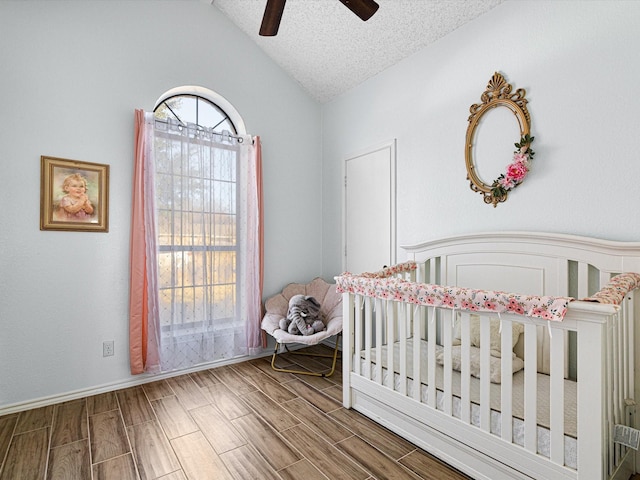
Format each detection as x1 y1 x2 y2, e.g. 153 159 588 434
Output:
0 345 472 480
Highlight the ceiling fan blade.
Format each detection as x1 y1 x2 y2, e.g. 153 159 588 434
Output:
338 0 379 21
259 0 286 36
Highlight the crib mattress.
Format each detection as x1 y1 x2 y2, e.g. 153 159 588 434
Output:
356 338 578 469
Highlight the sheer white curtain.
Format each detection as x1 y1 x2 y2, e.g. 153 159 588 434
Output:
130 110 263 374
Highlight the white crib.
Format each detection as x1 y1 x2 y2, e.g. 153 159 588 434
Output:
337 232 640 480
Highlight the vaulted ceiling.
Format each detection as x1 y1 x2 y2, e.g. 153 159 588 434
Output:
211 0 505 103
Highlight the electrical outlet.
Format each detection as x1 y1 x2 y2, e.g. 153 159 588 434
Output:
103 340 114 357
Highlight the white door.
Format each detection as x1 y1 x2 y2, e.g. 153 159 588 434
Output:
344 140 396 274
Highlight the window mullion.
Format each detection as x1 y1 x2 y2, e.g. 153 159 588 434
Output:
180 134 187 329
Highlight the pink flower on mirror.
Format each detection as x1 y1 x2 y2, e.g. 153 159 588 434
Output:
506 161 528 183
513 152 530 165
499 176 516 190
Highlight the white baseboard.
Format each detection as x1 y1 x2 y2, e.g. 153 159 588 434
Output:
0 349 273 416
3 336 343 416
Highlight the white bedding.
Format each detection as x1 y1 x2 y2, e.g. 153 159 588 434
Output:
358 338 578 469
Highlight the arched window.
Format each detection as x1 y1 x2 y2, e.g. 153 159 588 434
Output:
153 85 246 134
145 87 255 370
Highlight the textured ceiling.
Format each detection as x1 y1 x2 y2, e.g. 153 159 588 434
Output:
212 0 505 103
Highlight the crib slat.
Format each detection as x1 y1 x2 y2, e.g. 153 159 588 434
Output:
500 317 514 443
342 292 354 408
626 292 635 404
623 295 635 465
614 308 622 424
364 297 373 380
412 304 422 401
399 302 408 396
614 308 624 468
550 323 565 465
614 301 630 469
427 307 437 408
620 296 634 476
387 300 396 390
629 292 635 399
524 323 538 452
354 294 362 377
577 261 589 298
622 302 630 401
479 316 491 432
442 309 453 416
460 312 471 425
375 298 383 385
429 256 437 284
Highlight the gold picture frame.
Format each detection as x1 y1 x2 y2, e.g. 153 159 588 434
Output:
465 72 531 207
40 156 109 232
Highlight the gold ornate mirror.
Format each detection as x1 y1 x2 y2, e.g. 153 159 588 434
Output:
465 72 534 207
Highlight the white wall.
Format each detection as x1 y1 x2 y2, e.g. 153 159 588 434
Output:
4 0 639 412
0 1 322 409
321 1 640 278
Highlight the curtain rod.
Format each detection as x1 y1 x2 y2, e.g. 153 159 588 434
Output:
153 117 247 143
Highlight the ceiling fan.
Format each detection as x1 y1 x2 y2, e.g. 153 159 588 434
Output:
259 0 380 36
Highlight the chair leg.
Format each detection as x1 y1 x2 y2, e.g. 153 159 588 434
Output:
270 333 341 377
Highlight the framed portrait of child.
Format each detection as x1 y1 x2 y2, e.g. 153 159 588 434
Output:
40 156 110 232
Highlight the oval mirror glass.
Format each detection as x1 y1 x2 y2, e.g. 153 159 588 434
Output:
473 106 520 182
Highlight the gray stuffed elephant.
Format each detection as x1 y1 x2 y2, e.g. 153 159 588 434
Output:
279 294 325 335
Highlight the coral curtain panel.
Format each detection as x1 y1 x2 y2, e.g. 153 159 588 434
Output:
129 109 263 373
246 136 264 354
129 110 161 374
